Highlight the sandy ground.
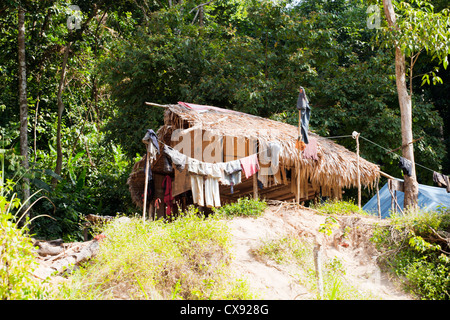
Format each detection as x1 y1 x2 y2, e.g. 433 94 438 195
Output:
227 204 412 300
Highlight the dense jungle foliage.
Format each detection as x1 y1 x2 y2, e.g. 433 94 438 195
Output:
0 0 449 241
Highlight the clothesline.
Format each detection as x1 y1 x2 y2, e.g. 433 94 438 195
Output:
152 130 441 175
322 134 353 139
154 137 279 163
359 135 439 175
325 133 441 175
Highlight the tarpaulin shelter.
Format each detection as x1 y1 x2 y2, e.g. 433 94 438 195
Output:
363 179 450 219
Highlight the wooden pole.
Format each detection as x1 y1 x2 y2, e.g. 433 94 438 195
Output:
388 181 404 215
253 140 258 200
253 174 258 200
390 181 394 214
353 131 361 209
380 171 397 180
142 144 150 222
313 238 324 300
297 107 302 204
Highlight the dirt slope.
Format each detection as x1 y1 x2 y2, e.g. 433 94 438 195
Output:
227 204 412 300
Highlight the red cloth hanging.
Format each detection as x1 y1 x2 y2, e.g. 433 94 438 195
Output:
303 137 318 160
162 175 173 215
239 154 260 179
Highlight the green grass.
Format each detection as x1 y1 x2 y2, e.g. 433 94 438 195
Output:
311 199 367 216
213 197 267 218
57 206 255 300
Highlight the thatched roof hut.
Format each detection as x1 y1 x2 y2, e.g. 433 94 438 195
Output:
128 102 380 217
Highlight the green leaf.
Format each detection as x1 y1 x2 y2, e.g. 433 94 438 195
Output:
44 169 62 181
31 178 51 192
75 168 86 192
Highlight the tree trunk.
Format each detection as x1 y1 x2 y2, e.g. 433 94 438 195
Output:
52 42 71 187
18 7 30 216
51 6 97 187
382 0 418 209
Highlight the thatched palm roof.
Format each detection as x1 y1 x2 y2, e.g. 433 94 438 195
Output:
155 102 380 190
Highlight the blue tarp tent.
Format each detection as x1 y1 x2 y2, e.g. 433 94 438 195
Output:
363 179 450 219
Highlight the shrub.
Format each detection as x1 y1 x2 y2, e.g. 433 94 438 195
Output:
311 199 367 216
213 197 267 218
0 190 49 300
372 208 450 300
58 206 255 299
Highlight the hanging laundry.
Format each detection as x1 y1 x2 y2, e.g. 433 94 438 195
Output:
163 155 174 173
190 174 204 206
240 154 260 179
147 141 158 163
218 160 242 194
303 137 318 160
258 169 269 188
260 141 282 173
187 158 207 176
211 163 222 179
203 162 213 177
268 141 282 169
433 171 450 193
225 160 242 190
162 175 173 215
142 129 160 152
163 145 187 171
142 129 160 162
204 176 221 208
398 157 413 177
186 159 223 207
257 179 264 189
296 86 311 144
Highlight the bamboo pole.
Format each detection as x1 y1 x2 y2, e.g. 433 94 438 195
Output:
376 177 381 219
353 131 361 209
142 144 150 222
388 180 404 215
253 139 258 200
145 102 169 108
297 101 302 204
380 171 397 180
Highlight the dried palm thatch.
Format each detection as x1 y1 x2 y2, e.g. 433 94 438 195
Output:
128 102 380 207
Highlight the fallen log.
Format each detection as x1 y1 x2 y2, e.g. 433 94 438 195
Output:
33 239 100 279
33 239 65 256
50 240 99 273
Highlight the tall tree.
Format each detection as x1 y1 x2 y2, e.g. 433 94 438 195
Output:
17 4 30 214
381 0 450 208
382 0 418 208
53 4 98 186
